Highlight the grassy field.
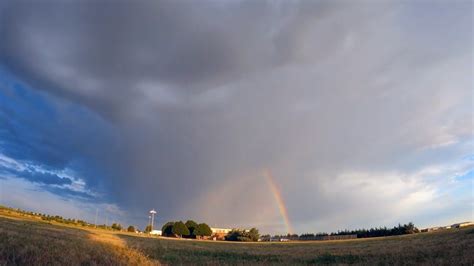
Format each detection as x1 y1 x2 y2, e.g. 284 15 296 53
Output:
1 212 473 265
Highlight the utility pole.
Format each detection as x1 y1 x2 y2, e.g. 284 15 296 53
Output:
94 208 98 228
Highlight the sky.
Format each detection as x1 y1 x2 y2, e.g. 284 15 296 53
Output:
0 0 472 234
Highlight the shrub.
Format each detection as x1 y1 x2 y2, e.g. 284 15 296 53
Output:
127 225 136 232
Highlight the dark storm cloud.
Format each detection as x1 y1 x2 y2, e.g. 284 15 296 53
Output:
0 0 472 232
0 167 71 186
1 0 327 117
0 68 120 195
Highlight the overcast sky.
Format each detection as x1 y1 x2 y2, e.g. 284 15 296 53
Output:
0 0 472 234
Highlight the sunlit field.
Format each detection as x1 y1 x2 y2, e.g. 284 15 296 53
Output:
1 211 473 265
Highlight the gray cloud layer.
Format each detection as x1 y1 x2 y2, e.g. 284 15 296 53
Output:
0 0 472 233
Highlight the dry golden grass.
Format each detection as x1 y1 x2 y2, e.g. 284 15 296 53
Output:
120 227 474 265
0 214 157 265
1 211 473 265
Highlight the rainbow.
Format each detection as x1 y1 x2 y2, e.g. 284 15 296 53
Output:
264 169 293 234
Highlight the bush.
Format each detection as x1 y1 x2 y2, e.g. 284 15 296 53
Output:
127 225 136 232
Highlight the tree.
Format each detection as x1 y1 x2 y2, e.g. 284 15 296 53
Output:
247 228 260 241
225 229 249 241
162 222 174 236
172 221 190 237
225 228 260 242
127 225 136 232
185 220 199 236
111 223 122 231
403 222 418 234
144 225 152 233
194 223 212 237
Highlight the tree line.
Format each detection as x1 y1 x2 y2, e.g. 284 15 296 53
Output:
154 220 261 242
263 222 420 241
0 205 93 227
328 222 419 238
0 205 137 231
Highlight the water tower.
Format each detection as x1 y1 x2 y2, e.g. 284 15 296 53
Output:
149 209 157 231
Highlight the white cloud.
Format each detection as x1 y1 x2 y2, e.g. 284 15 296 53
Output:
0 177 124 225
0 152 95 197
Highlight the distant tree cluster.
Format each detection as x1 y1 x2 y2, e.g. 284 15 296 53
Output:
40 215 89 227
0 205 93 227
111 223 122 231
225 228 259 242
161 220 212 238
265 222 420 241
0 205 134 232
329 223 419 238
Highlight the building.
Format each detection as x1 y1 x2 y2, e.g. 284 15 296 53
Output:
150 230 162 236
420 227 441 232
420 222 473 232
451 222 474 228
211 227 232 240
